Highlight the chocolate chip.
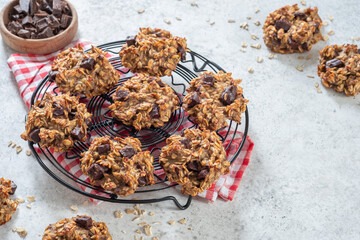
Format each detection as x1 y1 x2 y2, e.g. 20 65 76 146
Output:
115 89 129 101
177 44 186 61
29 128 41 143
220 85 237 106
187 92 200 108
40 0 52 14
149 104 160 118
155 32 163 37
52 0 63 18
48 70 58 82
48 15 60 29
68 111 76 120
80 58 95 71
326 59 344 69
275 19 291 32
52 103 64 116
18 29 31 39
119 146 137 158
288 37 299 50
87 164 106 180
60 14 72 29
156 80 165 87
75 216 93 229
179 138 191 149
37 26 53 39
186 161 200 172
71 127 85 141
36 17 49 32
13 5 25 14
29 0 39 15
313 22 320 34
203 74 215 86
7 21 22 34
301 42 308 51
9 182 17 195
293 12 306 20
197 169 209 180
138 177 147 186
126 36 136 46
97 143 110 155
22 16 34 27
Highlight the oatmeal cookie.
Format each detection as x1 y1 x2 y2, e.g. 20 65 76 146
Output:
0 178 18 226
318 44 360 96
50 44 120 98
263 4 323 53
109 74 180 130
119 27 187 76
21 93 92 152
183 71 248 131
159 129 229 196
42 215 112 240
80 136 155 197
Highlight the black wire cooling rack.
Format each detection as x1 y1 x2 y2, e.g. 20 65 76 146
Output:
28 40 249 210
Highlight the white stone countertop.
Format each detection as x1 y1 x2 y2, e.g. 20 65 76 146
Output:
0 0 360 239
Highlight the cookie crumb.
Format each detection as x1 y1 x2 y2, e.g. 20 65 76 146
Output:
168 220 176 226
228 19 235 23
300 0 306 6
256 56 263 63
247 16 251 20
143 224 152 236
26 150 31 156
179 218 186 224
114 210 123 218
137 9 145 14
13 227 27 238
70 205 78 211
27 196 35 202
253 20 261 26
163 18 171 24
248 67 254 73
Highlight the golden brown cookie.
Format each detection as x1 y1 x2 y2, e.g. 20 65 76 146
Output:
263 4 323 53
21 93 92 152
80 136 155 197
183 71 248 131
159 129 229 196
318 44 360 96
119 27 187 76
0 178 18 226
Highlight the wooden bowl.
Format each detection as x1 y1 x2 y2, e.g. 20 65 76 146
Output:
0 0 78 54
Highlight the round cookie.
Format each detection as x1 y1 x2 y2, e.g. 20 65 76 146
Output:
21 93 92 152
80 136 155 197
183 71 248 131
109 74 180 130
159 128 229 196
42 215 112 240
0 178 18 226
318 44 360 96
263 4 323 53
119 27 187 76
50 45 120 98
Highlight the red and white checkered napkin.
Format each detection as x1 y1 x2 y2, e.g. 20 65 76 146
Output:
7 39 254 203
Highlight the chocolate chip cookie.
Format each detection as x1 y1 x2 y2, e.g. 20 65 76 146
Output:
159 129 229 196
80 136 155 197
0 178 18 226
109 74 180 130
119 27 187 76
21 93 92 152
42 215 112 239
183 71 248 131
318 44 360 96
50 45 120 98
263 4 323 53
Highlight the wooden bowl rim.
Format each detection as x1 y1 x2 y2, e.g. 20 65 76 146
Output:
0 0 78 43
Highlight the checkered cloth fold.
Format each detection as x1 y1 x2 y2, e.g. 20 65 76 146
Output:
7 39 254 202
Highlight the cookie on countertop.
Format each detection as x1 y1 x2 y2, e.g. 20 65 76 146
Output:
263 4 323 53
318 44 360 96
21 93 92 152
159 129 229 196
50 44 120 98
183 71 248 131
42 215 112 240
109 74 180 130
80 136 155 197
119 27 187 76
0 178 18 226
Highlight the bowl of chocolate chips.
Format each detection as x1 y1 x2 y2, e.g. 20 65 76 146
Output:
0 0 78 54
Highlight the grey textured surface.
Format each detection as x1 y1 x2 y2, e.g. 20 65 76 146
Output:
0 0 360 239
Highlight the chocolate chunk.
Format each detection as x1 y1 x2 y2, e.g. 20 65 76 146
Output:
301 42 308 51
63 4 71 15
29 0 39 15
155 32 163 37
197 169 209 180
19 0 30 12
115 89 129 101
48 15 60 29
138 177 146 186
272 33 281 46
275 19 291 32
97 143 110 155
60 14 72 29
71 127 85 141
68 111 76 120
288 37 299 50
18 29 31 39
7 21 23 34
119 146 137 158
357 49 360 54
22 15 33 26
326 59 344 69
313 22 320 34
126 36 136 46
11 14 21 21
186 161 200 172
40 0 52 14
156 80 165 87
149 104 160 118
293 12 306 20
36 17 50 32
220 85 237 106
179 138 191 149
87 164 106 180
30 32 37 39
13 5 25 14
37 26 53 39
9 182 17 195
48 70 58 82
177 44 186 61
52 103 64 116
29 128 41 143
203 74 215 86
80 58 95 71
187 92 200 108
52 0 63 17
75 216 93 229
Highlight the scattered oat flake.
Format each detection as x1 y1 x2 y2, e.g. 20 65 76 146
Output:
122 230 126 234
140 237 144 240
241 42 247 48
188 227 193 230
296 66 303 72
134 204 142 215
301 0 306 6
255 8 260 13
251 34 258 40
176 17 182 21
132 216 141 221
206 18 210 22
323 21 328 26
152 237 160 240
307 75 315 78
11 142 16 148
179 218 186 224
268 53 275 59
26 204 32 209
247 16 251 20
316 87 322 93
355 37 360 41
152 221 161 225
248 67 254 73
168 220 176 226
328 15 334 21
298 56 304 59
164 18 171 24
8 141 13 147
114 210 123 218
70 205 78 211
250 43 261 49
210 21 215 25
16 146 22 154
138 222 147 226
82 200 89 206
143 224 152 236
253 20 261 26
190 2 198 7
324 35 329 41
256 56 263 63
306 54 313 60
228 19 235 23
315 82 320 87
126 208 137 215
239 22 248 30
16 198 25 203
239 48 246 53
27 196 35 202
328 30 335 36
26 150 31 156
134 235 138 240
135 229 142 234
149 211 155 216
14 227 27 238
137 9 144 14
